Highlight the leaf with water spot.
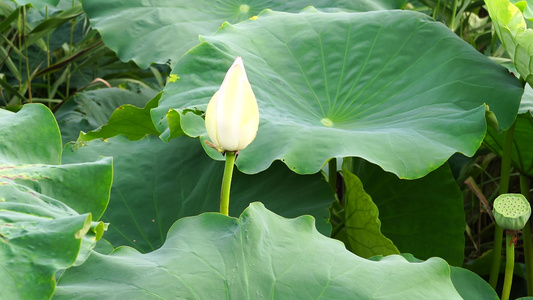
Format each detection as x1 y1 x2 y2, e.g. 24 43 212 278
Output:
153 9 522 179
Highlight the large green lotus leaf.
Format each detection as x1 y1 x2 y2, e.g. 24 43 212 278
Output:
450 266 500 299
485 0 533 86
344 157 465 265
153 9 523 179
0 104 112 299
55 87 156 144
0 104 61 164
0 184 92 300
54 202 464 299
371 253 499 299
81 0 406 69
62 135 333 253
0 158 112 221
485 113 533 175
342 167 400 258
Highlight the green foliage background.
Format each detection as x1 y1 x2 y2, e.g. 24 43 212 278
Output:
0 0 531 299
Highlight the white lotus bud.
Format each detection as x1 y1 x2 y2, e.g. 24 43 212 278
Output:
205 57 259 152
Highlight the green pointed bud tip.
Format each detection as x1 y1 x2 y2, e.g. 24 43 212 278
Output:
493 193 531 230
485 107 498 131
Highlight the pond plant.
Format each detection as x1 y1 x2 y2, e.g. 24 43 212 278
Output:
1 0 533 299
492 193 531 300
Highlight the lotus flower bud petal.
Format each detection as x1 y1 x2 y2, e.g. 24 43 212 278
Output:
205 57 259 152
493 193 531 230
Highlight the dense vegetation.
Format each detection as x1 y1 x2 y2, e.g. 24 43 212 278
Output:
1 0 533 299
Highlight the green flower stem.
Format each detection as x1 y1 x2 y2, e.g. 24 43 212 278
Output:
489 121 516 289
521 175 533 295
220 151 236 216
328 158 337 192
502 232 516 300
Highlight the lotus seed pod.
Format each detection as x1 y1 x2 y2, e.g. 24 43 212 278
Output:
493 193 531 230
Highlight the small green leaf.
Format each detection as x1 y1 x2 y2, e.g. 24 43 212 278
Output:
343 167 400 258
78 93 161 142
155 104 207 141
344 158 465 265
55 87 157 144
